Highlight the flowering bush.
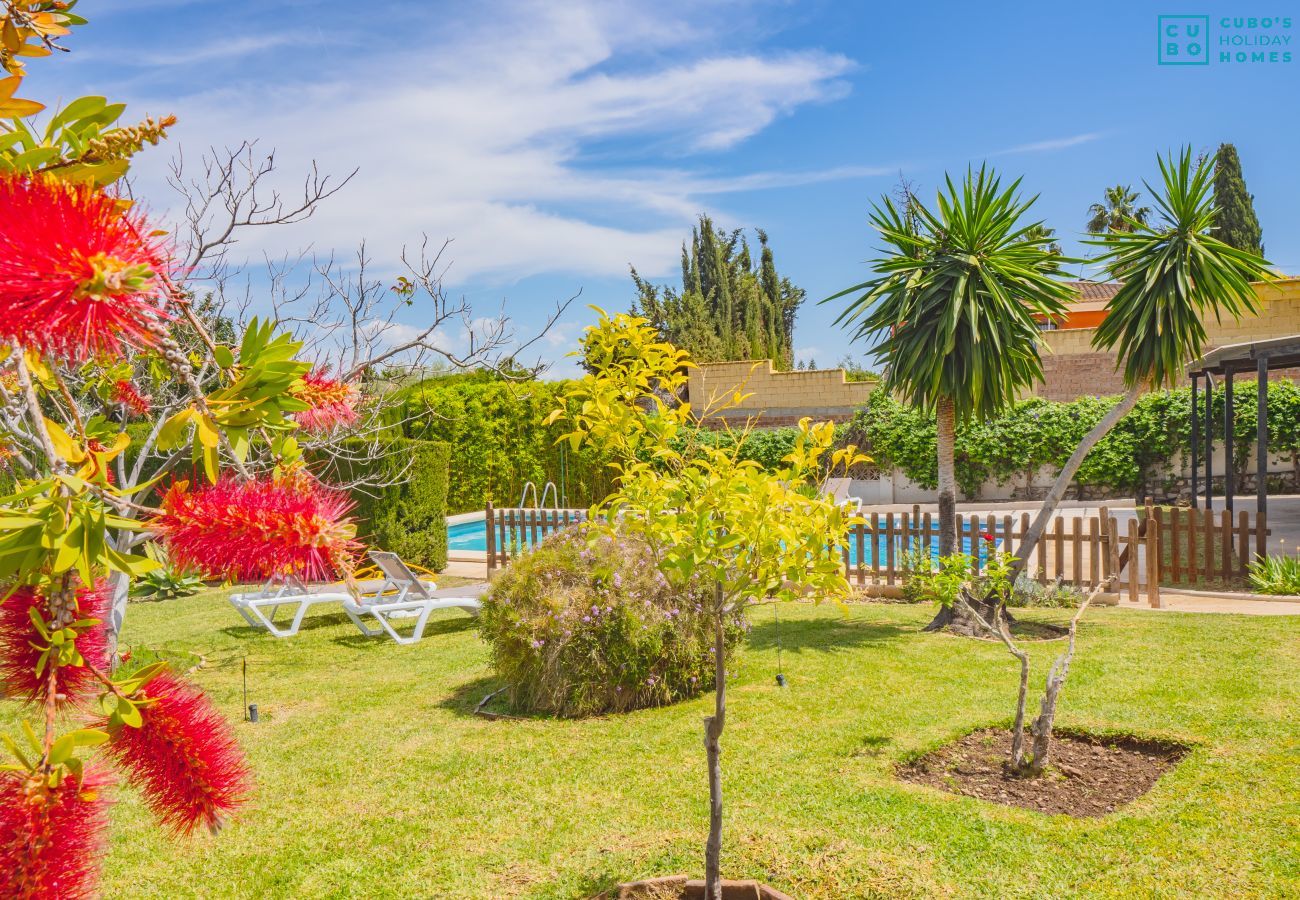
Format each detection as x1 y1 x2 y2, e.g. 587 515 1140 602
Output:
479 525 746 717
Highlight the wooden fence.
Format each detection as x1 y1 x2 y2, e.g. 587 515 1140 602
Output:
484 502 1269 608
484 503 588 573
1146 504 1268 587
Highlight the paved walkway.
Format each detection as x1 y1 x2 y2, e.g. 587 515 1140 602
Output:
1116 592 1300 616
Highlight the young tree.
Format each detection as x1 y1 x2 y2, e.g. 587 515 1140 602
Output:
1086 185 1151 235
1212 142 1264 255
826 166 1073 585
550 310 863 899
1012 148 1274 576
920 539 1106 774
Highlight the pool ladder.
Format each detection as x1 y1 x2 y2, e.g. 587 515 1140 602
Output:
518 481 560 510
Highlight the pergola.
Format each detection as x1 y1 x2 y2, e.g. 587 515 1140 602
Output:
1186 334 1300 516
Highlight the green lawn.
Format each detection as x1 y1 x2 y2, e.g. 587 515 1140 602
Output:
9 592 1299 898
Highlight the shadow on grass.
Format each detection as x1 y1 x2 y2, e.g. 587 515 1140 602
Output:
746 611 910 654
328 615 478 649
438 673 516 719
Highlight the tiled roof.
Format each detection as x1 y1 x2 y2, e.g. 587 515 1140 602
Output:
1065 280 1122 301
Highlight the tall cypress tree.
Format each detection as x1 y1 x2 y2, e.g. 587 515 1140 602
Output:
1213 143 1264 255
630 215 805 368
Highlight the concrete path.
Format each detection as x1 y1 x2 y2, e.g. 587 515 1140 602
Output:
1115 592 1300 615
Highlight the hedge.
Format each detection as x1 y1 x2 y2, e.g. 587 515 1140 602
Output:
311 438 451 571
842 380 1300 498
394 372 614 514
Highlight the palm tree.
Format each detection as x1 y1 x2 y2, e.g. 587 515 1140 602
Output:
827 166 1073 566
1013 148 1274 576
1086 184 1151 234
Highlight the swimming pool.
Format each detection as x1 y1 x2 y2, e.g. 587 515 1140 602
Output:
447 513 991 564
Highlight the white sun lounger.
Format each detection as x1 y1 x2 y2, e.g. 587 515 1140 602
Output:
343 551 482 646
228 567 436 639
823 477 863 511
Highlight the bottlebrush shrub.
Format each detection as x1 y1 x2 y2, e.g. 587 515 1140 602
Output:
479 525 746 717
152 473 360 582
99 669 250 835
0 766 114 900
0 582 109 707
291 369 360 433
0 174 170 361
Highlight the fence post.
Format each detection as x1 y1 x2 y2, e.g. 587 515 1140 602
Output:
1053 516 1065 582
885 513 896 586
1108 515 1120 588
1170 507 1181 583
1146 513 1161 608
484 500 496 574
1237 510 1250 577
1203 508 1215 580
870 512 881 583
1126 518 1139 604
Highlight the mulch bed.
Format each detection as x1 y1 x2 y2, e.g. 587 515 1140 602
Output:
897 727 1189 817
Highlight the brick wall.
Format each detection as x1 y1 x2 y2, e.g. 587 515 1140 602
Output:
1038 277 1300 400
687 359 876 425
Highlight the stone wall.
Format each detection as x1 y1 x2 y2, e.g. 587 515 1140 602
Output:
687 359 876 425
1038 277 1300 400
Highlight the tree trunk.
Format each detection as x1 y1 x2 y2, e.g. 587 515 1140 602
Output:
104 569 131 673
703 594 727 900
923 591 1014 635
936 397 957 557
1011 383 1143 580
1010 642 1031 770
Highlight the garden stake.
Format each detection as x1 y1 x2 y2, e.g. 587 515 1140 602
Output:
774 603 786 687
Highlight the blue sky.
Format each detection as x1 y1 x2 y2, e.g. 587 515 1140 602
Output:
31 1 1300 375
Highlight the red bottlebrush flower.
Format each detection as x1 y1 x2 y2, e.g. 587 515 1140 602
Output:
101 670 250 835
980 532 994 542
0 582 109 707
151 473 360 582
111 379 152 417
291 369 360 433
0 174 172 360
0 767 113 900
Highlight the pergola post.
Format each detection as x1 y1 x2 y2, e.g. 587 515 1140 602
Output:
1190 373 1199 509
1224 366 1234 513
1204 374 1214 508
1257 354 1268 517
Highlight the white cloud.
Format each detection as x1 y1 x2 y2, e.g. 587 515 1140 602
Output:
122 0 865 285
994 132 1103 156
135 34 308 67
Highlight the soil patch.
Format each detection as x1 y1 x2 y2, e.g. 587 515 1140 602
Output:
897 727 1189 817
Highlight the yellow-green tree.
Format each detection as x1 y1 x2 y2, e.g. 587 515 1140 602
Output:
550 309 864 898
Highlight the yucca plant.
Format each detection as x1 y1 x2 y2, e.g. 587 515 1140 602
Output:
827 166 1073 570
1012 148 1275 577
129 568 206 602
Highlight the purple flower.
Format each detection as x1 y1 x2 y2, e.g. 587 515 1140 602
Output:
613 573 623 589
530 639 545 649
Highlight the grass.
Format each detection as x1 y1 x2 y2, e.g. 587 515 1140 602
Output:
6 592 1299 898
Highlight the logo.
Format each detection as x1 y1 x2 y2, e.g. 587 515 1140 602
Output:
1159 15 1294 65
1159 15 1209 64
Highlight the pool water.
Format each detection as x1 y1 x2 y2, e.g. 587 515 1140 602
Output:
448 516 991 564
447 519 492 552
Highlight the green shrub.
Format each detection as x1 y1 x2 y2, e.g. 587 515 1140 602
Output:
1247 554 1300 595
478 525 746 717
395 372 613 514
130 567 205 601
846 379 1300 498
312 438 451 571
